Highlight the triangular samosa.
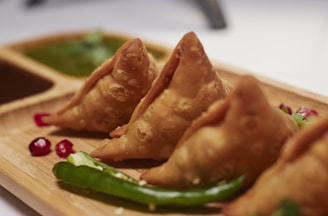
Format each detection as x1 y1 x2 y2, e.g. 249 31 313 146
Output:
91 31 229 160
223 117 328 216
141 75 299 189
42 38 159 132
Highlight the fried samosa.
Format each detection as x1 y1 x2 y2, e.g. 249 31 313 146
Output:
90 31 229 161
140 75 299 189
223 117 328 216
41 38 159 133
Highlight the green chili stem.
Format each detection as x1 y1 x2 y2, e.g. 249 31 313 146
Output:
67 151 138 183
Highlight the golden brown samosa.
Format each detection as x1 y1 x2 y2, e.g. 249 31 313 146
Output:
41 38 159 133
140 75 299 189
223 117 328 216
90 31 229 161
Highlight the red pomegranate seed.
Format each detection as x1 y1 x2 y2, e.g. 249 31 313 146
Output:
296 107 318 118
55 139 74 158
29 137 51 156
279 103 292 115
34 113 50 127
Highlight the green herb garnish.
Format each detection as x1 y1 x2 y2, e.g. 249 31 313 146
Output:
252 199 300 216
67 29 114 67
271 199 300 216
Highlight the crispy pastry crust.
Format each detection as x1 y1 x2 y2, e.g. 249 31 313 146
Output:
223 117 328 216
42 38 159 132
90 31 228 160
141 75 299 189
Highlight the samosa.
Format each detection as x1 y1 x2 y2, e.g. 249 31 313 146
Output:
41 38 159 133
141 75 299 189
223 117 328 216
91 31 229 161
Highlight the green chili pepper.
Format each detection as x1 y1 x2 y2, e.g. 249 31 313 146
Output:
53 153 244 208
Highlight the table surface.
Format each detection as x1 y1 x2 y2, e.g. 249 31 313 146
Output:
1 0 328 215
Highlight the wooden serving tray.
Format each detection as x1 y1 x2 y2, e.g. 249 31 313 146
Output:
1 32 328 216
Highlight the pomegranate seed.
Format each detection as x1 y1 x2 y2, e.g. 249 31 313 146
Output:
279 103 292 115
29 137 51 156
55 139 74 158
34 113 50 127
296 107 318 118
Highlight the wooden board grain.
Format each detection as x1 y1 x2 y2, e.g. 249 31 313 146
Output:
1 37 328 216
